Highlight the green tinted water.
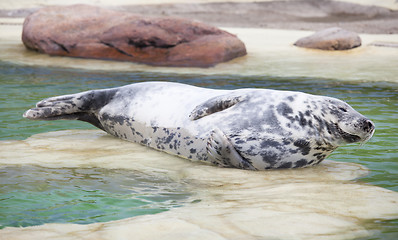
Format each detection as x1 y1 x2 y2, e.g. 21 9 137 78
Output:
0 61 397 236
0 165 189 229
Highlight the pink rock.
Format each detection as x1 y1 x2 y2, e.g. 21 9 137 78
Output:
22 5 247 67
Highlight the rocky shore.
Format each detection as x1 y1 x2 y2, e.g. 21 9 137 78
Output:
0 0 397 80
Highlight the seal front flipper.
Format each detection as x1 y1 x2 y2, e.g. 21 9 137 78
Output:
189 93 246 120
23 88 118 130
206 128 256 170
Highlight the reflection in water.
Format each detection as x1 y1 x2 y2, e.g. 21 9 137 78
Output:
0 165 190 229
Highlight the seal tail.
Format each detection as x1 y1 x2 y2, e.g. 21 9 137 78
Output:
23 88 118 130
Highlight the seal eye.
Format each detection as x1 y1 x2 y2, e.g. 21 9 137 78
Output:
339 107 347 112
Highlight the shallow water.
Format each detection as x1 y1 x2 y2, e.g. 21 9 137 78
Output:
0 165 190 229
1 130 397 239
0 61 397 238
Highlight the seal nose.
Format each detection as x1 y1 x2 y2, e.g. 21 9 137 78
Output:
363 119 374 133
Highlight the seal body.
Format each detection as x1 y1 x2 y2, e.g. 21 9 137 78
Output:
24 82 375 170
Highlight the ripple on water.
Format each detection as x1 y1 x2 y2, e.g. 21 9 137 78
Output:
0 165 190 229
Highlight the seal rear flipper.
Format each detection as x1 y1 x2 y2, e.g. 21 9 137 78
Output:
190 93 246 120
206 128 256 170
23 88 118 130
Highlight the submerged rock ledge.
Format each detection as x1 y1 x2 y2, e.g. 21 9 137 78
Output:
21 4 247 68
1 130 398 239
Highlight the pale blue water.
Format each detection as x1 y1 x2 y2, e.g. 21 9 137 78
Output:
0 61 397 237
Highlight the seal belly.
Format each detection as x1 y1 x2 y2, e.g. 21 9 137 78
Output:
98 110 209 162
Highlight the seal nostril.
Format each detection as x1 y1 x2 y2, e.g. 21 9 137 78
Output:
363 120 374 132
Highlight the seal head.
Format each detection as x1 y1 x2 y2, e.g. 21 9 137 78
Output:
320 97 374 145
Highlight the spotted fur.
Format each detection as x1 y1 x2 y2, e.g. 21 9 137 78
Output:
23 82 375 170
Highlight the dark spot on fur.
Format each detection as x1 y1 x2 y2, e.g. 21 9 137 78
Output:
289 149 299 154
277 102 293 117
294 139 311 155
136 131 143 138
279 162 293 168
308 120 313 128
260 139 281 149
295 159 308 168
163 128 170 135
261 151 279 166
282 139 291 145
298 111 307 127
164 133 175 144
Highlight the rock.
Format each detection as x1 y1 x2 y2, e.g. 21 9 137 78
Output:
22 5 246 68
294 27 361 50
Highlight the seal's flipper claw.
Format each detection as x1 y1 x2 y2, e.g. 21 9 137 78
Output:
206 128 256 170
23 107 77 120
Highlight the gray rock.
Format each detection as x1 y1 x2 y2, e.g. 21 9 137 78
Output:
294 27 361 50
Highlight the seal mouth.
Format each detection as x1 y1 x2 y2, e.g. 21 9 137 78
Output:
334 123 361 143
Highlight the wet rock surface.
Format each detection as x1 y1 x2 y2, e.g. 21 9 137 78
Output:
21 4 246 67
294 27 362 50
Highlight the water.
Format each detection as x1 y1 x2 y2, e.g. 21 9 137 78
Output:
0 61 397 236
0 165 190 229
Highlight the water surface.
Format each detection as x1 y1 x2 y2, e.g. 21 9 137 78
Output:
0 165 190 229
0 61 397 237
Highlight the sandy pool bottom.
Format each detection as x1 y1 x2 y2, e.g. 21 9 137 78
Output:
1 130 398 240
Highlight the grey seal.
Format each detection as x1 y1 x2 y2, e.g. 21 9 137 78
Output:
23 82 375 170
